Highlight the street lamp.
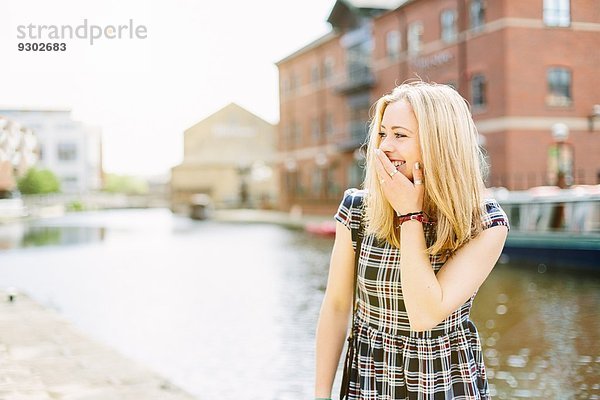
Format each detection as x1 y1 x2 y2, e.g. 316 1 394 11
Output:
284 158 297 172
588 104 600 132
315 153 328 168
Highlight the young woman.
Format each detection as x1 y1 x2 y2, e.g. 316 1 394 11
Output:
314 81 509 400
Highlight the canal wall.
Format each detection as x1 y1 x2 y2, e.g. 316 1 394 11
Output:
0 289 198 400
212 208 332 228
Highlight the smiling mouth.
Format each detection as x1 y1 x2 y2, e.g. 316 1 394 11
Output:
392 161 406 168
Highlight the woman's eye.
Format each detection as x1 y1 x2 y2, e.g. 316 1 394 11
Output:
394 133 406 138
378 132 386 137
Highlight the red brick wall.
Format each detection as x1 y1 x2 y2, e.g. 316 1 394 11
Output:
277 0 600 213
277 33 354 212
371 0 600 192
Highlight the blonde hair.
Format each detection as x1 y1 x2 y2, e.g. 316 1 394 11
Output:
362 81 488 257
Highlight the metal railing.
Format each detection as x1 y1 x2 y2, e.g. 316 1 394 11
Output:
488 170 597 190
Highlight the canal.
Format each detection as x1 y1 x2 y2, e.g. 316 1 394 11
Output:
0 208 598 399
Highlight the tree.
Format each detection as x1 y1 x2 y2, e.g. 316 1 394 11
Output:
17 167 61 194
103 174 148 195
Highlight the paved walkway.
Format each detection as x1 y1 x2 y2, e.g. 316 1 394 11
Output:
0 290 197 400
212 208 332 229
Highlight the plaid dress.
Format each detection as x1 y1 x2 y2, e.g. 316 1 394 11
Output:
334 188 510 400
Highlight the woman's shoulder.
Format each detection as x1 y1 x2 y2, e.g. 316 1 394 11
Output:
342 187 367 201
480 188 503 210
480 197 510 230
339 187 368 209
335 188 367 231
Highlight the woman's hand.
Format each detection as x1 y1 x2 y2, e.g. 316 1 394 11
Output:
374 148 424 215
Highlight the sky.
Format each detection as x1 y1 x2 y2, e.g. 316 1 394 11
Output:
0 0 333 177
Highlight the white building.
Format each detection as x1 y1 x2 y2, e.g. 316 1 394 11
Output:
0 116 38 191
171 103 278 210
0 109 102 193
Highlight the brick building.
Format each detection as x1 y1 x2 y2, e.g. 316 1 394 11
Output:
276 0 600 214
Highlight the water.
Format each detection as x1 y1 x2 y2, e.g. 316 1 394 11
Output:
0 209 598 399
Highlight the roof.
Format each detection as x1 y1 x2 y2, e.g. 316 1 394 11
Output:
0 108 71 114
275 31 339 66
276 0 411 65
344 0 407 9
184 102 274 134
326 0 408 35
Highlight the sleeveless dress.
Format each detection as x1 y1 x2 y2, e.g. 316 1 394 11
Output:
334 188 510 400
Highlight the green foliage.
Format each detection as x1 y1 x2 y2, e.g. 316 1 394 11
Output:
17 167 61 194
66 200 85 212
22 227 62 247
103 174 148 195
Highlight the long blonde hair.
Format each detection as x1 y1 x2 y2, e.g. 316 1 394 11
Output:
363 81 488 257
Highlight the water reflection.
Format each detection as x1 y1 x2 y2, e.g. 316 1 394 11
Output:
270 232 334 399
0 222 105 250
0 209 598 399
472 264 600 399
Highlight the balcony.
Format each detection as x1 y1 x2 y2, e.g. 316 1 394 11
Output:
335 121 369 152
335 65 375 95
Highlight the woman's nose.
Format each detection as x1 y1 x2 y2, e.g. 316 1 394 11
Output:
379 136 393 152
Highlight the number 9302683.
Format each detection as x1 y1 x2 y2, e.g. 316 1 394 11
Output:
18 42 66 51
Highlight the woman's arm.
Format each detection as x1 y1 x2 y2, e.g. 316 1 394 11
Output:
399 220 508 331
314 221 356 398
374 152 508 332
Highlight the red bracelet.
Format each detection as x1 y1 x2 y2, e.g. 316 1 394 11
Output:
396 211 434 227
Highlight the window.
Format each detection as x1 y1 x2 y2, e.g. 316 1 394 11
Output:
471 74 486 107
282 78 290 97
56 123 75 130
324 113 334 137
294 122 302 146
386 30 401 60
57 142 77 161
326 165 341 198
285 122 300 148
544 0 570 27
547 67 572 106
408 22 423 55
348 160 364 188
347 40 372 82
311 64 320 84
312 167 322 196
323 57 334 81
290 73 299 93
470 0 485 30
441 9 458 42
348 92 371 142
286 171 298 195
311 117 320 142
282 124 291 148
62 176 79 191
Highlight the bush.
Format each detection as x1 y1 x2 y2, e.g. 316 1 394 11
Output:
103 174 148 195
17 167 61 194
66 200 85 212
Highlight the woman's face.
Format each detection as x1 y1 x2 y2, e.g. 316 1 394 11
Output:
377 99 422 182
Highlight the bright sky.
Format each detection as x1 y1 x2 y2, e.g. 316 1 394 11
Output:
1 0 332 177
